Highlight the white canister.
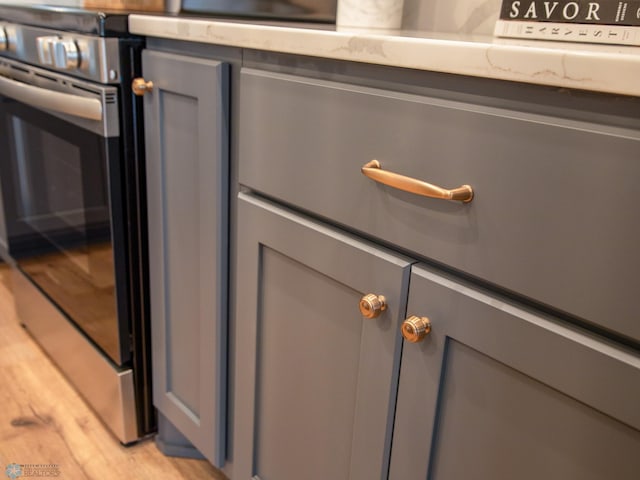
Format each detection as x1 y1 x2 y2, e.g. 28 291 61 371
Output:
336 0 405 29
165 0 181 13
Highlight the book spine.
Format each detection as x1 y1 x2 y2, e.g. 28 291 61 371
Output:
494 19 640 44
499 1 640 26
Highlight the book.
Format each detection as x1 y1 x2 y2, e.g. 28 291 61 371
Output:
494 19 640 44
499 1 640 25
495 1 640 45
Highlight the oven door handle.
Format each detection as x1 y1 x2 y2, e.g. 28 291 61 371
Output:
0 75 103 121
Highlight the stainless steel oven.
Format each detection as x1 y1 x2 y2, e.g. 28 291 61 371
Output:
0 6 153 444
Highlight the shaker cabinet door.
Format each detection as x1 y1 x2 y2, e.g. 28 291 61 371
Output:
233 192 413 480
143 50 229 466
390 264 640 480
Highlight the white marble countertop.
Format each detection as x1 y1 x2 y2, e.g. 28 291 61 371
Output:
129 14 640 97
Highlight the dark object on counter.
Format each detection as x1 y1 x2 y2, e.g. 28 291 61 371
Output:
181 0 337 22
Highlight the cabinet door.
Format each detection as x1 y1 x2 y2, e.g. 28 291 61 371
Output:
234 193 413 480
390 264 640 480
143 49 229 466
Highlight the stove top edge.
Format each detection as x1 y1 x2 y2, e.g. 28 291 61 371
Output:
0 4 136 37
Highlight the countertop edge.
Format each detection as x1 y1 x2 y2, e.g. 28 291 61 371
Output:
129 15 640 97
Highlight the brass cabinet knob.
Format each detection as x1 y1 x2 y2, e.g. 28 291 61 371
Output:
132 77 154 96
401 316 432 343
359 293 387 319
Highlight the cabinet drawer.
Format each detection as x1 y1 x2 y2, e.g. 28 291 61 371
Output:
238 68 640 342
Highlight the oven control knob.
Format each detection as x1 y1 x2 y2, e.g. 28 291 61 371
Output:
37 36 58 66
53 38 80 70
4 24 18 52
0 26 7 52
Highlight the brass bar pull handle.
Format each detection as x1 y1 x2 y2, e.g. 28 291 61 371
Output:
361 160 473 203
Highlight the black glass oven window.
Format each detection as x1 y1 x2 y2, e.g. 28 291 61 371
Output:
12 117 88 234
7 113 121 363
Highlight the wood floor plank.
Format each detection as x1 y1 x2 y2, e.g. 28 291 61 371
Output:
0 264 226 479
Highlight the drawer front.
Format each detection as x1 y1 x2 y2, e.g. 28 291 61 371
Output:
238 68 640 342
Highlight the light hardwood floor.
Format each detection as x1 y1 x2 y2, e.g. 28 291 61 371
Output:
0 264 226 479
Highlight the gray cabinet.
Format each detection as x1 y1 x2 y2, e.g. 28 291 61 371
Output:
135 41 640 476
233 192 413 480
142 49 229 466
233 193 640 480
390 264 640 480
234 59 640 480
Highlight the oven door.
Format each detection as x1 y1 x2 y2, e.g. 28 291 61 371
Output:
0 60 131 366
